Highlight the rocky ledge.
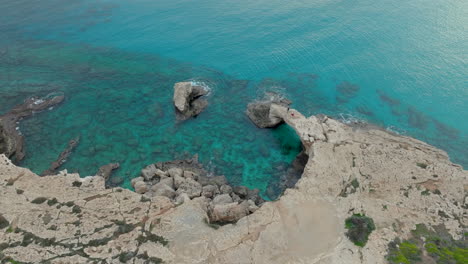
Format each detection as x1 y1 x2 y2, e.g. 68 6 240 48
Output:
131 156 264 224
0 94 64 162
0 107 466 264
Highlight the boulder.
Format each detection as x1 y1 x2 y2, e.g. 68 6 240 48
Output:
167 167 183 178
212 194 233 205
159 177 174 189
233 186 248 198
151 183 176 199
220 184 233 194
141 164 158 181
173 82 209 120
131 177 144 188
208 201 249 223
183 170 198 180
133 181 148 194
175 193 191 205
173 174 186 189
202 185 219 198
176 178 202 198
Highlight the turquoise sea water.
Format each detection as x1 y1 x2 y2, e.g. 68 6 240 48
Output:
0 0 466 198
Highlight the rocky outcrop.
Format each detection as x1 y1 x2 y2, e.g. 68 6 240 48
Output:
96 163 120 181
0 108 466 264
173 82 209 120
0 94 65 162
246 93 291 128
131 156 264 223
41 136 80 176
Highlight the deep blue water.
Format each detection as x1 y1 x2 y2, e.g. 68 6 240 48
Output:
0 0 466 197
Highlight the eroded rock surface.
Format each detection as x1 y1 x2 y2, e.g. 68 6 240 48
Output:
0 109 466 264
246 93 291 128
173 82 208 120
0 94 65 162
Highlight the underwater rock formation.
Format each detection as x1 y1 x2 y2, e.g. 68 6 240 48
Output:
41 136 80 176
132 156 264 223
0 94 64 162
246 93 291 128
173 82 209 120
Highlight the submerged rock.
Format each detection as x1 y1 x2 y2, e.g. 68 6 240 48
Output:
41 136 80 176
173 82 209 120
246 93 291 128
0 94 65 162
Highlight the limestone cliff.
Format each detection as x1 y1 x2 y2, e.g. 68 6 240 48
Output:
0 109 466 264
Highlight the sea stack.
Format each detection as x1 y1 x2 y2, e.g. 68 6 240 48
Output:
173 82 209 120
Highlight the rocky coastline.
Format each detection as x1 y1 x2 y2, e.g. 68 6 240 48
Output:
0 94 64 162
0 90 466 263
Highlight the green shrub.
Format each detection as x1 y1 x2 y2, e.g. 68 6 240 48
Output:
344 213 375 247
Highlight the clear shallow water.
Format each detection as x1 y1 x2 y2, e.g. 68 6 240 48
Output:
0 0 467 198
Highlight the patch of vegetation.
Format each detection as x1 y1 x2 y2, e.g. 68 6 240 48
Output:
421 189 431 196
140 196 151 202
339 179 360 197
72 181 82 187
118 252 135 263
0 215 9 229
416 162 428 169
351 179 360 189
344 213 375 247
15 189 24 195
72 205 82 214
387 224 468 264
31 197 48 204
136 232 169 246
47 198 58 206
64 201 75 207
112 220 136 235
136 251 164 263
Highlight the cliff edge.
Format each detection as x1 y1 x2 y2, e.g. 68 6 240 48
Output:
0 109 466 264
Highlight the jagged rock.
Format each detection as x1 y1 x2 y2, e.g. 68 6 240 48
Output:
231 193 242 203
208 201 249 223
220 184 233 194
202 185 219 198
0 94 65 162
176 178 202 198
131 176 144 188
246 94 291 128
95 162 120 181
175 193 191 205
198 175 228 187
247 200 259 213
41 136 80 176
141 164 158 181
152 183 176 199
159 177 174 189
183 170 198 180
168 167 183 178
173 174 186 189
233 186 248 198
212 194 233 205
133 181 148 194
173 82 209 120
